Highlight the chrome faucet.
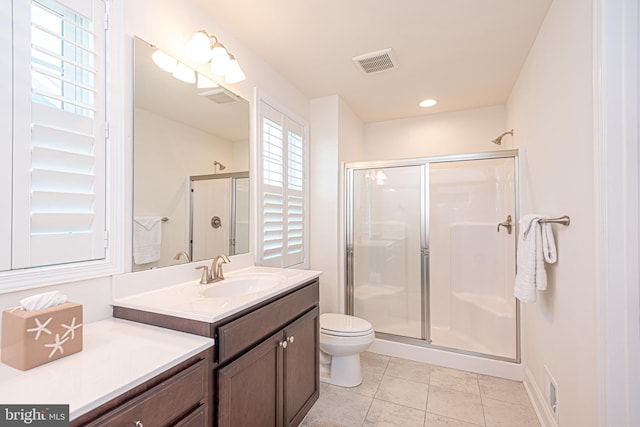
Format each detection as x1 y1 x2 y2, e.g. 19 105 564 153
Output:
173 251 191 263
195 265 212 284
211 254 230 282
194 254 230 284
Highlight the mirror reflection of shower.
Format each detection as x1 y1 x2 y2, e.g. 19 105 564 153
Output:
214 160 226 173
190 172 249 261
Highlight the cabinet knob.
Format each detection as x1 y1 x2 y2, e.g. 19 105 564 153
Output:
279 340 288 349
134 421 143 427
287 335 295 344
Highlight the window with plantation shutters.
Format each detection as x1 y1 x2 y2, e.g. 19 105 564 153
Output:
10 0 107 269
259 101 308 268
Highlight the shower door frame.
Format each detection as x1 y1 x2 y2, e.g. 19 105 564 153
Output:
345 149 521 363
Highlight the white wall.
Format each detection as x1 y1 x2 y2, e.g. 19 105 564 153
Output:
133 108 236 270
363 105 507 160
309 96 363 313
506 0 596 425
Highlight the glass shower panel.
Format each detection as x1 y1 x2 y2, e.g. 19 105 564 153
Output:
351 166 423 339
428 158 517 359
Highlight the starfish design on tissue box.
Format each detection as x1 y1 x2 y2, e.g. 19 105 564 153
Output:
61 317 82 340
26 316 53 341
44 334 69 358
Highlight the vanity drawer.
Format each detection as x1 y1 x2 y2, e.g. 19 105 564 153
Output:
217 280 319 363
84 359 206 427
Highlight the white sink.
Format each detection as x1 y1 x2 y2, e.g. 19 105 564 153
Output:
200 275 283 298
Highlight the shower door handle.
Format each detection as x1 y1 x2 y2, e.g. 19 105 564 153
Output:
497 215 513 234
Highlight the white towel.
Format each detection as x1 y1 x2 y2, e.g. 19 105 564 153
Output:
133 216 162 265
514 214 557 303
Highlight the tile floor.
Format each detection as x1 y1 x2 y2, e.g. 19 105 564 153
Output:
301 352 541 427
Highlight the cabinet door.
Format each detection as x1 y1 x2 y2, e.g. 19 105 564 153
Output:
283 308 320 427
217 331 284 427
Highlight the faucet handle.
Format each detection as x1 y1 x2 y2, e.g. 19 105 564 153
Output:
212 254 231 281
195 265 210 284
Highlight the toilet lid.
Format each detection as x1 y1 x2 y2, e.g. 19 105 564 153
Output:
320 313 373 336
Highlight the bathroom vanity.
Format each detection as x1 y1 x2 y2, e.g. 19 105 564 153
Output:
112 266 321 427
0 319 214 426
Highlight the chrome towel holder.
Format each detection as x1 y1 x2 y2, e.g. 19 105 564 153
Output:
540 215 570 226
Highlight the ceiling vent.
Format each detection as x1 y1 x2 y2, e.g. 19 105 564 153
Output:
198 88 240 104
352 48 398 75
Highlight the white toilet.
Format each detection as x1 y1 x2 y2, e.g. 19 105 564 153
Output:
319 313 375 387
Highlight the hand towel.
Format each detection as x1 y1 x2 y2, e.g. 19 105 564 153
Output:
514 214 557 303
133 216 162 264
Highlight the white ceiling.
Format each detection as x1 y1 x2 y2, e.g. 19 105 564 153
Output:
192 0 553 123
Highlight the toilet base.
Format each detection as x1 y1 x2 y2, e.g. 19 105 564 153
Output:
320 352 363 387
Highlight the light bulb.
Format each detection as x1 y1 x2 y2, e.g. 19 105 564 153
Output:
172 62 196 84
151 50 177 73
186 31 212 64
225 55 246 83
210 44 230 76
197 73 219 89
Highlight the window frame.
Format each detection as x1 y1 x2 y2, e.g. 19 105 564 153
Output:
0 0 124 294
255 92 309 270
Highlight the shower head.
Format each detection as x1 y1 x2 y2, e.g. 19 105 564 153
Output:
214 160 226 171
491 129 514 145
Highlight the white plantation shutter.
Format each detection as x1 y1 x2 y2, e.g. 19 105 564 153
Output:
12 0 106 269
259 101 307 268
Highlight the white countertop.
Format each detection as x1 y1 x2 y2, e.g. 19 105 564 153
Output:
0 318 214 420
112 266 322 323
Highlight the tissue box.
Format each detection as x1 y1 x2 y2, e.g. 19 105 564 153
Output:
1 302 83 371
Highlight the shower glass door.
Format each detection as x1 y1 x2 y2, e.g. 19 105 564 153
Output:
347 151 519 362
349 165 424 339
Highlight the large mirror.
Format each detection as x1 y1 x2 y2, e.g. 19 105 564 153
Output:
132 37 250 271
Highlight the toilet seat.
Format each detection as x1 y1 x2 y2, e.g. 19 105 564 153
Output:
320 313 374 337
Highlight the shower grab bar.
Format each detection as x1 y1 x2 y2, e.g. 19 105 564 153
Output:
540 215 570 226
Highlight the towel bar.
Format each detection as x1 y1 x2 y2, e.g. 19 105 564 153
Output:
540 215 570 226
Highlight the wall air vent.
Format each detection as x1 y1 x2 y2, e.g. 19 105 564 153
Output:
352 48 398 75
198 88 240 104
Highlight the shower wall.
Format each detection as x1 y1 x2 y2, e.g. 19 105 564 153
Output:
429 159 516 359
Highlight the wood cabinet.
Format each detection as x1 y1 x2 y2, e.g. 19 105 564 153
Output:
113 278 320 427
217 307 319 427
71 349 212 427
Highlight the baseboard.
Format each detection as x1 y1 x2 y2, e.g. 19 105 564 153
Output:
524 367 558 427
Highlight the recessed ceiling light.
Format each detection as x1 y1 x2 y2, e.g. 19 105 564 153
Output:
419 99 437 108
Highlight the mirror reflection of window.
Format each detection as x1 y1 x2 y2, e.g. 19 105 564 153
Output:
132 37 250 271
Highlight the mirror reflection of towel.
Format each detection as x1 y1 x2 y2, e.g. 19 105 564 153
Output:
133 216 162 264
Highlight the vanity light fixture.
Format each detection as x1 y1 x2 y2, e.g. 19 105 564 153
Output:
197 73 219 89
172 62 196 84
151 49 178 73
225 54 246 84
186 29 246 83
419 98 438 108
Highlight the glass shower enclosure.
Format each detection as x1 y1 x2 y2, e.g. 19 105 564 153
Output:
345 150 519 361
